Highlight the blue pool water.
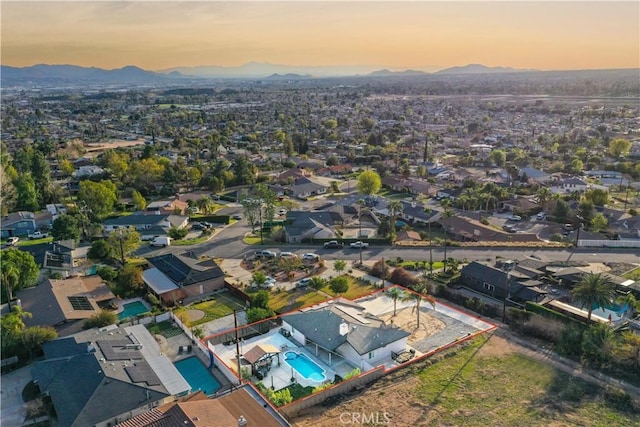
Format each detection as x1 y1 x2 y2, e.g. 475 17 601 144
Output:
118 301 150 321
590 303 629 321
174 356 221 395
284 351 326 382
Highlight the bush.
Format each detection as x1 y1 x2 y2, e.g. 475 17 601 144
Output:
521 315 565 342
88 239 112 261
84 310 117 329
330 276 349 294
168 226 189 240
389 267 419 287
604 387 635 412
246 307 275 323
97 266 118 282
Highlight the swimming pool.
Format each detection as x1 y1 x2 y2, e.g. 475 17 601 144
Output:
284 351 326 382
174 356 221 395
118 301 150 321
590 303 629 321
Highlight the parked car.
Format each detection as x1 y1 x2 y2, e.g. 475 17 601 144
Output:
323 240 343 249
232 214 242 220
279 251 298 259
502 225 516 233
278 209 287 216
350 241 369 249
28 231 49 240
296 277 312 289
7 237 19 246
536 212 546 220
255 250 277 259
302 253 320 261
192 222 205 230
507 215 522 221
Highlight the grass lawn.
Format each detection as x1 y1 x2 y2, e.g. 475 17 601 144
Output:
623 267 640 281
243 233 278 245
177 293 247 326
322 276 378 299
268 289 330 313
17 237 53 246
146 320 183 338
126 258 148 267
171 234 211 246
398 260 445 270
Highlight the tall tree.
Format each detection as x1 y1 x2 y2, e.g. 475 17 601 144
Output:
0 163 17 215
131 190 147 211
609 138 632 158
78 180 118 219
333 259 347 276
572 273 617 321
255 184 277 226
402 282 436 329
387 286 403 316
388 200 404 240
106 228 141 265
51 214 81 242
14 174 39 211
356 170 382 196
0 249 39 303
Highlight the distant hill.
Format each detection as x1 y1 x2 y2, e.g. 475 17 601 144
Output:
264 73 312 80
368 69 428 77
0 64 179 86
435 64 535 75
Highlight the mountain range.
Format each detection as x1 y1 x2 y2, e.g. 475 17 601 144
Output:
0 62 632 86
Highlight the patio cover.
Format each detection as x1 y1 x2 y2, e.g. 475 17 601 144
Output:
243 344 281 364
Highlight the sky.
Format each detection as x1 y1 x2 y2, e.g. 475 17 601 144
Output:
1 1 639 72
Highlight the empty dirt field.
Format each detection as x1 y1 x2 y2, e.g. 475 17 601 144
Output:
293 333 640 427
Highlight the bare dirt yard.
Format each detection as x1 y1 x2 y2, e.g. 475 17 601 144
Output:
380 307 446 346
292 333 639 427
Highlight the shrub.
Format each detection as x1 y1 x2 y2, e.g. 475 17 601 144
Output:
83 310 117 329
246 307 275 323
168 226 189 240
389 267 419 287
343 367 361 380
521 315 565 342
604 387 635 412
330 276 349 294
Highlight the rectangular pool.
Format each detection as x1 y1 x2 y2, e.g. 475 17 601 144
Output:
118 301 150 321
174 356 221 395
284 351 327 382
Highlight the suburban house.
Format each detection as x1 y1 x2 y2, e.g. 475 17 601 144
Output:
395 230 422 242
499 196 539 213
117 386 289 427
519 167 551 184
283 211 340 243
317 163 352 177
42 240 91 278
145 199 188 215
286 177 327 199
550 177 589 194
1 211 36 237
439 216 540 243
143 253 226 305
103 214 189 237
17 275 115 336
276 167 310 184
31 324 191 427
460 261 547 303
73 165 106 177
398 201 441 225
281 299 410 371
381 176 437 197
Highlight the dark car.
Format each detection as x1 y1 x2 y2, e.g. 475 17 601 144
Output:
323 240 343 249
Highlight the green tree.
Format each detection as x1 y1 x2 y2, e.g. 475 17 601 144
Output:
329 276 349 294
246 307 275 323
402 282 435 329
388 200 404 240
168 226 188 240
58 158 75 177
535 186 553 205
21 325 57 361
256 184 277 226
585 188 609 207
83 310 118 329
78 180 118 219
196 196 214 215
553 199 570 221
356 170 382 196
387 286 403 316
333 259 347 276
51 214 81 241
100 149 130 181
106 228 140 265
251 290 270 309
0 249 39 302
577 200 595 223
114 265 145 298
14 174 39 211
590 213 609 232
490 149 506 167
609 138 632 158
88 239 113 261
132 190 147 211
569 158 584 174
572 273 617 321
1 306 32 354
309 276 327 291
31 151 52 205
0 164 17 215
251 272 268 288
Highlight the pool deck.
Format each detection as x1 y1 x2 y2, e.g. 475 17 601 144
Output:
211 328 355 391
117 297 152 319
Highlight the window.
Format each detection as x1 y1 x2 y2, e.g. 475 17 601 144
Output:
368 351 375 360
483 282 495 292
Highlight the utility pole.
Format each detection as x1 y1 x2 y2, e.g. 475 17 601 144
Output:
234 310 242 384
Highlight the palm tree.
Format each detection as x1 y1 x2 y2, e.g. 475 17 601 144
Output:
387 287 403 317
535 186 553 205
424 207 433 275
388 200 403 239
196 196 214 215
1 264 19 310
572 273 617 321
402 282 435 329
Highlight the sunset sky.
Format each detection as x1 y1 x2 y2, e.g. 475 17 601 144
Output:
1 1 638 72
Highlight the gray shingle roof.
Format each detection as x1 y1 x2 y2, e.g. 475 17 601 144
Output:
147 253 224 286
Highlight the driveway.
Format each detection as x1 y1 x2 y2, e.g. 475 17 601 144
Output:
0 366 33 426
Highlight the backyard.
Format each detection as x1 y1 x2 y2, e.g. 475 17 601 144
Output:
175 292 247 326
293 334 640 427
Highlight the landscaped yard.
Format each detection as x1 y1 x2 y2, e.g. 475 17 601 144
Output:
171 234 212 246
146 320 183 338
176 293 247 326
17 237 53 246
268 289 330 313
242 233 278 245
322 276 378 299
293 334 640 426
623 267 640 281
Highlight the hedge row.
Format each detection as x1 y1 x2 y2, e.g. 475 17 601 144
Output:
191 215 231 224
525 301 586 327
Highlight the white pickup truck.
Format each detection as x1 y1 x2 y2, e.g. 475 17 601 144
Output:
28 231 49 240
350 241 369 249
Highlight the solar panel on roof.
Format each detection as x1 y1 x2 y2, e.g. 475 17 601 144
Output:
125 362 161 386
68 296 94 311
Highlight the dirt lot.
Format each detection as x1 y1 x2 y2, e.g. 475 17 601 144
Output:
292 334 639 427
380 307 446 347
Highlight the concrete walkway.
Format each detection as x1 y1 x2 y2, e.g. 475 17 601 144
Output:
0 365 33 427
